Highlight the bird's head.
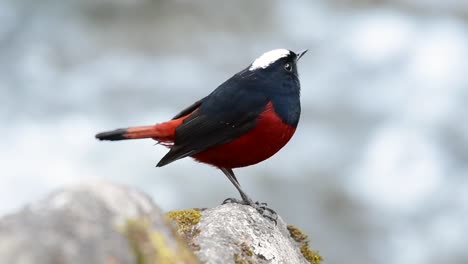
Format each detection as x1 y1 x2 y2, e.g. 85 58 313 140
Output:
248 49 307 77
244 49 307 96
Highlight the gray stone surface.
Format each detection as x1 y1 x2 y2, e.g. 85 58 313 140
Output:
0 182 318 264
192 204 309 264
0 182 196 264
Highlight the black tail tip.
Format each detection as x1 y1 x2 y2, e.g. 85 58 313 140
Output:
95 128 128 141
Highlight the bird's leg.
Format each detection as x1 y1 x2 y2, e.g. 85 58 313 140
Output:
220 168 277 222
220 168 252 204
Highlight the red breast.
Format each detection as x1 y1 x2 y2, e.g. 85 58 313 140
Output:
192 102 296 168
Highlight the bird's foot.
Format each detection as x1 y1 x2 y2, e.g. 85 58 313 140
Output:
222 197 248 205
222 198 278 224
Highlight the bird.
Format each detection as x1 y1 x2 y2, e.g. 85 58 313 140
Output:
95 48 307 220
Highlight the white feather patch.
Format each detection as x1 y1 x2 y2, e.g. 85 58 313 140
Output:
249 49 290 71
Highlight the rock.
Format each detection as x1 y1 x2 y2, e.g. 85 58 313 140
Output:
0 182 198 264
167 205 322 264
0 182 322 264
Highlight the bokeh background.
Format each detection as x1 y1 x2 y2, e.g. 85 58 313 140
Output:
1 0 467 263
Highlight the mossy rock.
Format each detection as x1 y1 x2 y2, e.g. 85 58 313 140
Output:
287 224 323 264
123 217 200 264
233 242 255 264
166 209 203 250
166 209 202 234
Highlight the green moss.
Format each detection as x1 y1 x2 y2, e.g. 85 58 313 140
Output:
288 224 308 242
233 242 254 264
287 224 323 264
166 209 202 251
300 242 323 264
122 217 199 264
234 253 252 264
166 209 201 234
240 242 253 257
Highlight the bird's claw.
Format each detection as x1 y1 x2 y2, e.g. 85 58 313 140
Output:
222 198 278 224
254 202 278 224
223 197 246 205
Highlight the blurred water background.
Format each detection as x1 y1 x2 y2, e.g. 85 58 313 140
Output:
1 0 468 263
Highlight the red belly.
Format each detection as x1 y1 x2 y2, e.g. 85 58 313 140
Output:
192 102 296 168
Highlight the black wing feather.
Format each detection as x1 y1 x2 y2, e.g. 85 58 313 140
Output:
156 110 259 167
171 97 206 119
156 72 269 167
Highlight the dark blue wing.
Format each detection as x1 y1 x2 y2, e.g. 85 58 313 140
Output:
171 97 206 119
157 71 269 167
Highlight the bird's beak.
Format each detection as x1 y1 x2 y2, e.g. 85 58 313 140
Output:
296 49 308 61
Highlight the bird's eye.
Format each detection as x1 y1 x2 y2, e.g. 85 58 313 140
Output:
284 63 293 72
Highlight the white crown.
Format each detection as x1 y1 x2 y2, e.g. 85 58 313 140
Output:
249 49 290 71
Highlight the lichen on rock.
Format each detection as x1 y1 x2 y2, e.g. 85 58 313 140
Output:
166 209 202 233
287 224 323 264
166 209 202 241
123 217 199 264
233 242 255 264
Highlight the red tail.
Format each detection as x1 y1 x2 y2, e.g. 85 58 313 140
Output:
95 115 188 143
